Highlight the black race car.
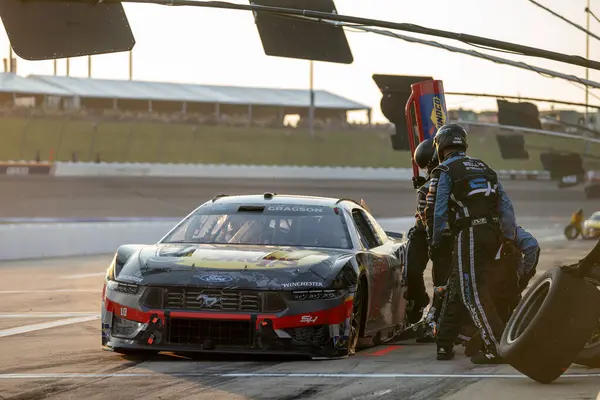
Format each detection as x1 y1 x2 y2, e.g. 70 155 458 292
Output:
101 193 409 358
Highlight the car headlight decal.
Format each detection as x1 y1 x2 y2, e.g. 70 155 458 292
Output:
330 261 358 290
291 289 342 301
111 316 145 339
106 280 140 295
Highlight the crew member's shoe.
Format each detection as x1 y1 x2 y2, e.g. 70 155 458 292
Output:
470 352 507 365
436 346 455 361
464 334 483 358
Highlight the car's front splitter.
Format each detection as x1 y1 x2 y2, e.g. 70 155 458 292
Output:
102 339 348 359
101 294 356 359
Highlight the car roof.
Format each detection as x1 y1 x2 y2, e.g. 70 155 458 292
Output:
205 193 362 210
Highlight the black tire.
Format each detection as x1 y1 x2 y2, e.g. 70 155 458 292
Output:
499 266 600 383
574 265 600 368
348 276 367 355
564 224 580 240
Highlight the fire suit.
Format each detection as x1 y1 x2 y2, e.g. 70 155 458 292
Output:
569 209 585 237
430 152 517 357
405 180 432 323
424 173 454 287
422 164 455 331
457 225 540 355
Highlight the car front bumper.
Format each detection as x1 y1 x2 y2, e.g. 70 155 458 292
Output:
101 286 356 359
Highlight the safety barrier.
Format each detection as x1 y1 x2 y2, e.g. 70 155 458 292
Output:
0 221 177 261
0 218 414 261
49 162 552 181
0 161 54 176
0 216 568 261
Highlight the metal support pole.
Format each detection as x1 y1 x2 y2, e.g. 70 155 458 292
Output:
309 60 315 138
66 58 70 76
88 56 92 78
54 60 58 76
129 51 133 80
586 0 591 127
585 0 592 156
8 45 13 73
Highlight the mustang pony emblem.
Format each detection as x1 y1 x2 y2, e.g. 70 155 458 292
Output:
196 294 221 307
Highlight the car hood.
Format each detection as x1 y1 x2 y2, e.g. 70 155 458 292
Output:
585 219 600 228
115 243 356 290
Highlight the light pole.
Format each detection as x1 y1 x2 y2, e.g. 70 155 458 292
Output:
586 0 591 128
309 60 315 138
129 50 133 80
8 44 13 73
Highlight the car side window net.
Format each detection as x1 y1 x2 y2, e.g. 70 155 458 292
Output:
351 209 379 249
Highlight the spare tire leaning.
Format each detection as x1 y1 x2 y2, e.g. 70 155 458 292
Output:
499 266 600 384
564 224 580 240
573 265 600 368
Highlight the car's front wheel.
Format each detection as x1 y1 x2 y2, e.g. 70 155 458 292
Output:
348 277 366 356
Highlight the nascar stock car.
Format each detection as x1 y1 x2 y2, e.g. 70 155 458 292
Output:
584 211 600 239
101 193 411 358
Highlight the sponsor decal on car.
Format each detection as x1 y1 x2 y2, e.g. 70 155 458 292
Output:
300 315 319 323
118 274 144 283
267 206 323 212
196 274 234 283
196 294 222 307
281 281 324 288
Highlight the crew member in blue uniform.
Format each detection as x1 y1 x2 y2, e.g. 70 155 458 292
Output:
426 123 517 364
405 138 439 325
461 224 540 356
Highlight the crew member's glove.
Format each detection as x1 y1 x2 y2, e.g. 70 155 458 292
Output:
412 175 427 189
500 240 519 260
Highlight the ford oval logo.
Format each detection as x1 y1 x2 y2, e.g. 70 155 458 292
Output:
198 275 233 283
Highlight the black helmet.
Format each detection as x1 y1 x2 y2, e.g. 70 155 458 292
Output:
433 123 468 159
414 138 436 170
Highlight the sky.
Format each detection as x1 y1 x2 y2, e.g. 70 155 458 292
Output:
1 0 600 123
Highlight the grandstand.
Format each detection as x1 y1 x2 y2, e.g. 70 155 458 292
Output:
0 73 371 127
0 73 71 106
0 73 597 170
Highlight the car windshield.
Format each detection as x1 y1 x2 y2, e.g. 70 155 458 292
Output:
591 213 600 221
161 203 353 249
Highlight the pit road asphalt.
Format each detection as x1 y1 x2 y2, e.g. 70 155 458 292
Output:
0 176 598 400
